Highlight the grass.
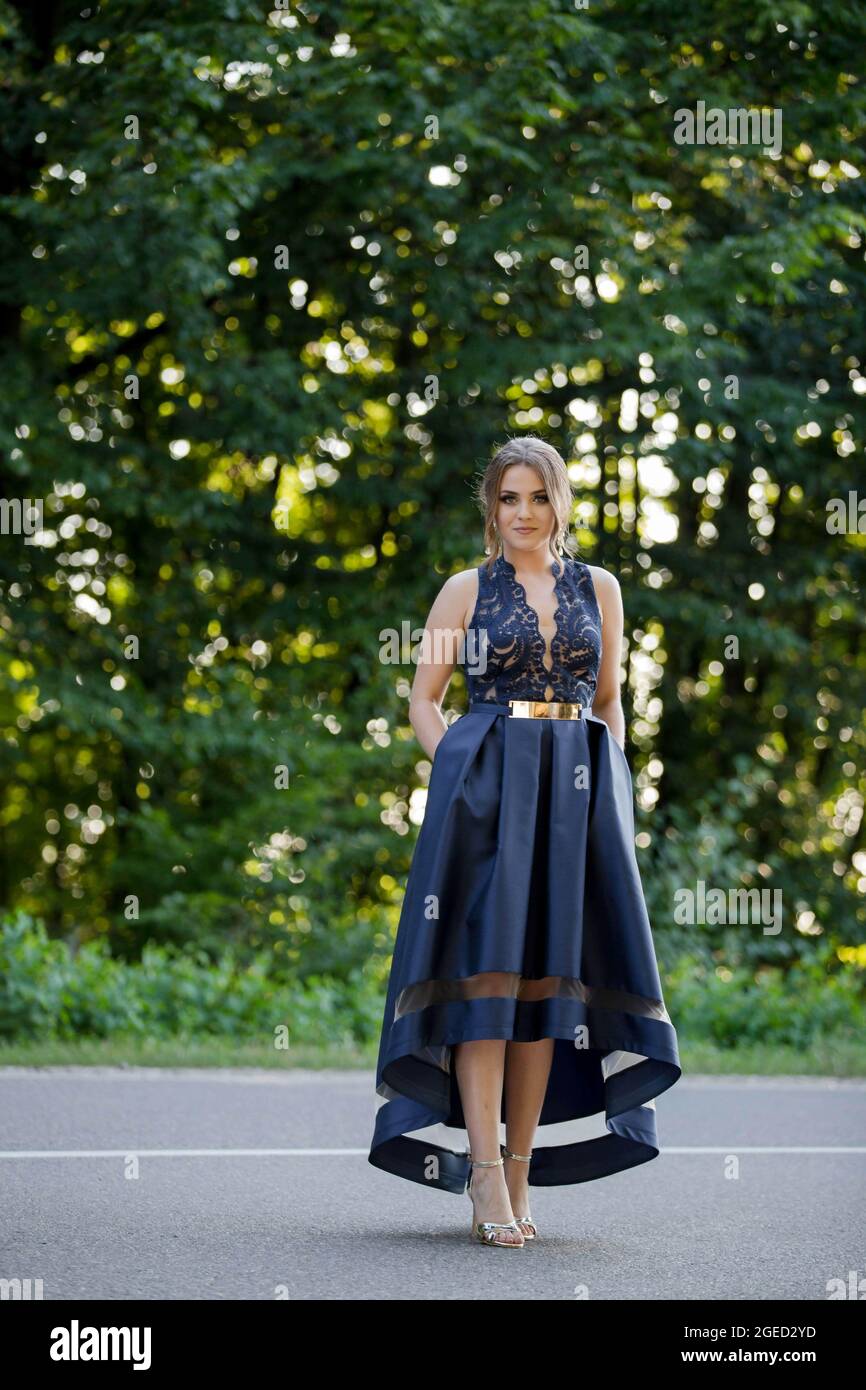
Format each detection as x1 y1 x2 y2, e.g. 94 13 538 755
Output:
0 1034 863 1075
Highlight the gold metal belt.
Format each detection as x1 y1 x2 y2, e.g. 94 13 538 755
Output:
508 699 583 720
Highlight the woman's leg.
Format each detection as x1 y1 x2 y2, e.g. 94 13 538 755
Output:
502 978 556 1220
453 1020 522 1243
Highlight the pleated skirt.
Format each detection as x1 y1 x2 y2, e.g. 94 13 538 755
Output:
367 701 682 1195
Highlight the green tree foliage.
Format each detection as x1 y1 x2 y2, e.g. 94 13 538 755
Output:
0 1 863 1015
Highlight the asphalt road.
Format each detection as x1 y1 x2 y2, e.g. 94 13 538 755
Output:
1 1068 863 1301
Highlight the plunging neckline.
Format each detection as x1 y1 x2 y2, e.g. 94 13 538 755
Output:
497 552 569 696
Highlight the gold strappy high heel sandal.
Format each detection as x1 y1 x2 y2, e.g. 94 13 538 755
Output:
501 1146 537 1239
466 1155 525 1248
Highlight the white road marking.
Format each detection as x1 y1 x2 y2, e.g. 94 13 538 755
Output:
0 1145 863 1159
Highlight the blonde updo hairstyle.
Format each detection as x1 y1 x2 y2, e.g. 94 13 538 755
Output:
473 436 577 576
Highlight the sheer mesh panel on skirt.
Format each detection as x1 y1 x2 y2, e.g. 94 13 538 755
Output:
368 702 682 1196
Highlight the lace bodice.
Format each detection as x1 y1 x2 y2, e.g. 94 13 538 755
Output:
462 552 602 704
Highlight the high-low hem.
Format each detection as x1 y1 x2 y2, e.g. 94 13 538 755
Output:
370 997 681 1193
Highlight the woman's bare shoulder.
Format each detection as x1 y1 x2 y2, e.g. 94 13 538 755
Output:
433 566 480 631
584 563 623 630
585 562 621 595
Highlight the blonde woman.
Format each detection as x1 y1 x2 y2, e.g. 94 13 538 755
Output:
369 436 681 1247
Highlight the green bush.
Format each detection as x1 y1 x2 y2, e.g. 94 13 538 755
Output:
665 950 864 1049
0 911 384 1046
1 910 863 1052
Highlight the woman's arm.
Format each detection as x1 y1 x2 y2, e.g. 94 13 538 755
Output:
588 566 626 750
407 569 477 760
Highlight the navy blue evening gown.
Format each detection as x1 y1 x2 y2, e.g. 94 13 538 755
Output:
368 550 682 1194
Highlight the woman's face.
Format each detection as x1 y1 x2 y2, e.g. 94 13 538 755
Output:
495 464 555 553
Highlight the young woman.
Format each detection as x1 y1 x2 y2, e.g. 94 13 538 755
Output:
368 436 681 1248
